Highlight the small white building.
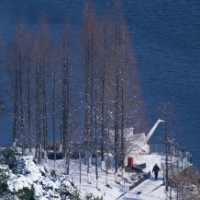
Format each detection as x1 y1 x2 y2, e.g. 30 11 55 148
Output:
109 119 164 166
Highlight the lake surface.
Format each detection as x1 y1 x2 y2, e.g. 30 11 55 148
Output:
0 0 200 167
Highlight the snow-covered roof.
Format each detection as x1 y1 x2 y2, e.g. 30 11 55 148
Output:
109 128 149 153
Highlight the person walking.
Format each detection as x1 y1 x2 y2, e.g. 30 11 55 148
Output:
152 163 160 180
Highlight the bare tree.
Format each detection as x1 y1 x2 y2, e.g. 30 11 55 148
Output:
60 18 71 174
98 11 114 171
34 13 51 164
51 47 58 169
99 2 147 181
9 20 31 155
80 2 100 183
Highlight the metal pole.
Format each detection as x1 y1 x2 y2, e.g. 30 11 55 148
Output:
79 145 81 192
124 181 125 199
170 144 172 199
177 147 179 200
164 111 169 200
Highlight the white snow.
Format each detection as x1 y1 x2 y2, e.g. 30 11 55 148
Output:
46 153 168 200
1 149 186 200
2 155 76 200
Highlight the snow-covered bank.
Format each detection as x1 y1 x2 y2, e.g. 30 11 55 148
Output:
0 147 77 200
2 147 197 200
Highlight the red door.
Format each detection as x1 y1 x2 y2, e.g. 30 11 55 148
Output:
128 157 133 166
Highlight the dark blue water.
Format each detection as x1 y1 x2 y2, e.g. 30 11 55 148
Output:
0 0 200 167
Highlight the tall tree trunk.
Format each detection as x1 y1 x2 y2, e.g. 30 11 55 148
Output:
121 24 125 178
61 18 70 174
53 59 56 169
19 37 25 156
101 30 106 171
65 53 70 175
13 46 18 147
35 67 40 161
114 22 119 183
95 90 99 190
27 58 31 152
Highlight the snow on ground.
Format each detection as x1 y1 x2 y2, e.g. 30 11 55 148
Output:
0 147 173 199
1 154 76 200
119 172 166 200
46 153 167 200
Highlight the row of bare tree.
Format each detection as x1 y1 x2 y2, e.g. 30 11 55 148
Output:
81 3 146 185
4 1 146 186
7 15 74 167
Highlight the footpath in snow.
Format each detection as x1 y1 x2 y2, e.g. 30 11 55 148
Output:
119 172 165 200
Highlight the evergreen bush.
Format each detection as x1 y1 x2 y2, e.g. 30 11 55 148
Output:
0 167 10 196
93 197 103 200
0 147 21 169
84 193 103 200
16 185 35 200
50 169 58 182
0 193 19 200
69 188 81 200
85 193 94 200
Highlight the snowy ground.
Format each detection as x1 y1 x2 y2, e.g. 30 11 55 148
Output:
118 174 165 200
45 153 169 200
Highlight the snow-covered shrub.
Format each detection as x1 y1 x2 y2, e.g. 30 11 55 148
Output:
33 158 37 164
84 193 103 200
0 147 21 169
0 155 78 200
59 173 77 199
16 185 35 200
0 166 10 196
85 193 94 200
50 169 58 181
44 164 49 173
40 166 47 177
69 188 81 200
12 157 30 175
93 197 103 200
0 193 19 200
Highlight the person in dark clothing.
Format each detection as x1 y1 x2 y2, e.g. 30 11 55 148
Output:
152 164 160 180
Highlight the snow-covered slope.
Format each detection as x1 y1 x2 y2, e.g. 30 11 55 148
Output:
0 155 77 200
1 149 196 200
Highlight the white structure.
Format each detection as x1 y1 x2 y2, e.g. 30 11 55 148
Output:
145 119 164 142
109 119 164 166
